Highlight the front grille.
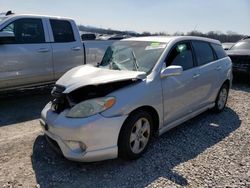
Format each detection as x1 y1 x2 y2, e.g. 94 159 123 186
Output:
229 55 250 70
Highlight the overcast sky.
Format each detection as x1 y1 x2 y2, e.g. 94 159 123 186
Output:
1 0 249 35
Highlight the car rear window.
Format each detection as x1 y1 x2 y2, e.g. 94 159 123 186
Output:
211 43 227 59
192 41 215 66
50 19 75 43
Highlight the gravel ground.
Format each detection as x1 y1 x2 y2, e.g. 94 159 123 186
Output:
0 82 249 188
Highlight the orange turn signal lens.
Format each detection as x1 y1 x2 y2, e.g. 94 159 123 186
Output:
104 97 116 109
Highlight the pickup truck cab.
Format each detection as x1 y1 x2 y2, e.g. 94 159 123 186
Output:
0 13 86 92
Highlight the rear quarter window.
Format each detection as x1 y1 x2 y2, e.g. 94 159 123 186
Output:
211 43 227 59
192 41 215 66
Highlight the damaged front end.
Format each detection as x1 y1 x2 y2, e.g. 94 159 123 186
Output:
50 79 140 114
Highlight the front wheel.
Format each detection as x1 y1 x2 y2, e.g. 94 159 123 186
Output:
118 111 153 160
214 83 229 112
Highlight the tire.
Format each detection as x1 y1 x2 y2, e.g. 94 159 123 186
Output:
118 110 153 160
213 83 229 112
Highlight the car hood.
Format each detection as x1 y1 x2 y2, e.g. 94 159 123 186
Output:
227 49 250 56
56 65 147 93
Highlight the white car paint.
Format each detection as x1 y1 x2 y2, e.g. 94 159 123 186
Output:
41 36 233 162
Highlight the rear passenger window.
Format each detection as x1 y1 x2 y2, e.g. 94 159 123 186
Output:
211 43 227 59
166 42 194 70
192 41 215 66
50 20 75 42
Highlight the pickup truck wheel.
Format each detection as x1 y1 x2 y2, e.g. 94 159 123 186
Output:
118 110 152 160
214 83 229 112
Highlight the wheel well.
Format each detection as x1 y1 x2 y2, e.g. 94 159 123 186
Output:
121 106 160 136
216 79 230 101
223 79 230 89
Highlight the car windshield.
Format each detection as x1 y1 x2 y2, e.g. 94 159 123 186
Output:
99 41 166 73
230 40 250 50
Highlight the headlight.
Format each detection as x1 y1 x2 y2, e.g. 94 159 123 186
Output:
66 97 115 118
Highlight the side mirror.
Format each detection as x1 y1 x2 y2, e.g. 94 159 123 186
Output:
81 33 96 41
161 65 183 78
0 31 15 44
0 31 14 38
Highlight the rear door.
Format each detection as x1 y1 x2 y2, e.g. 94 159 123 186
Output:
162 41 201 125
48 19 84 79
191 40 220 109
0 18 53 90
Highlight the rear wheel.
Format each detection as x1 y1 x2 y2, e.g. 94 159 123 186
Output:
214 83 229 112
118 110 153 160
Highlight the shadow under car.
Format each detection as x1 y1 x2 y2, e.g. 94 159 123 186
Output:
31 107 241 188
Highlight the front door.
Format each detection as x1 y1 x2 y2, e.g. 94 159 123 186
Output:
0 18 53 90
162 41 200 126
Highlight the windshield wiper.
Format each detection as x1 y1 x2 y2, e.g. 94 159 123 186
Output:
131 51 139 71
109 58 121 70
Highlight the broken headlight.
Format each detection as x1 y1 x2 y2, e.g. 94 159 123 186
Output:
66 97 116 118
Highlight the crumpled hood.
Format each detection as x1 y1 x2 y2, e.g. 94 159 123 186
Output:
227 49 250 56
56 65 146 93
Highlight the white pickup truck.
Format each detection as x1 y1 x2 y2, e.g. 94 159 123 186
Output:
0 13 114 92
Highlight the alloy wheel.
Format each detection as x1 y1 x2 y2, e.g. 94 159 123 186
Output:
129 118 151 154
218 88 228 110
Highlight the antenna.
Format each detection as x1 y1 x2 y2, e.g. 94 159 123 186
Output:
193 24 198 31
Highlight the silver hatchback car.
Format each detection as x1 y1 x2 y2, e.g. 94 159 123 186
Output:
41 36 232 162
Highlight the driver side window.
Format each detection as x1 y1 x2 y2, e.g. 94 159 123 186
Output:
166 42 194 70
1 18 45 44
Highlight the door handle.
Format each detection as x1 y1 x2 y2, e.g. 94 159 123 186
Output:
71 46 81 51
216 66 222 71
192 73 200 79
37 48 49 53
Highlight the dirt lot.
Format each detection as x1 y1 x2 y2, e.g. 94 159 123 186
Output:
0 81 249 188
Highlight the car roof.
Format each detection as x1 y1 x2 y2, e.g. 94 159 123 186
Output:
123 36 221 45
0 15 8 22
0 13 73 22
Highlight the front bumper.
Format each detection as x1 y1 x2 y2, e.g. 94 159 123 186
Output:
233 66 250 76
40 102 127 162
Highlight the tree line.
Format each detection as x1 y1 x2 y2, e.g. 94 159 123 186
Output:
78 25 246 42
141 31 246 43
